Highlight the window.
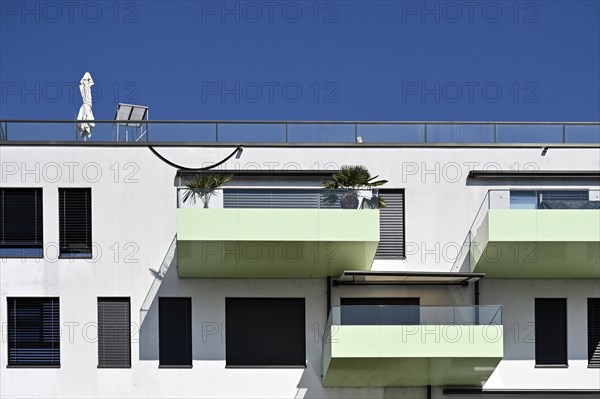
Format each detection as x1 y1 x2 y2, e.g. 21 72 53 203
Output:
340 297 420 325
375 189 405 259
510 190 590 209
510 191 537 209
98 298 131 368
0 188 43 257
226 298 305 367
7 297 60 367
159 298 192 367
59 188 92 257
588 298 600 368
535 298 567 366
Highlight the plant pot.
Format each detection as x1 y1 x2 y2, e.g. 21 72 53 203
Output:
340 192 359 209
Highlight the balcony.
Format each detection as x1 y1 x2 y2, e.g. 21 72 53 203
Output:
322 305 503 387
176 188 380 278
452 190 600 278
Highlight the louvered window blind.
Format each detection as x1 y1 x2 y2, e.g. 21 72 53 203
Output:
226 298 305 367
588 298 600 367
98 298 131 368
7 297 60 366
0 188 43 257
59 188 92 257
159 298 192 367
223 189 338 209
375 190 405 259
535 298 568 366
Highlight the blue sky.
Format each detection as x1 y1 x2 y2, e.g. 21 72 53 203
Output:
1 0 599 121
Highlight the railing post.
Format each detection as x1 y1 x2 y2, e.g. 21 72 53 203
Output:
562 124 566 143
354 123 358 142
215 123 219 142
493 123 497 143
424 124 428 142
285 123 288 142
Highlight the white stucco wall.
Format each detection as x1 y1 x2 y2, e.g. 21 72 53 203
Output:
0 145 599 398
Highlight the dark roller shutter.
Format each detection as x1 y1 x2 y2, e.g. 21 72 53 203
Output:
0 188 43 255
588 298 600 367
159 298 192 367
59 188 92 257
340 297 420 325
98 298 131 368
376 189 405 258
226 298 305 367
7 297 60 366
535 298 567 366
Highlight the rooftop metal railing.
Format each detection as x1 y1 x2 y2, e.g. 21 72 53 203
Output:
0 120 598 144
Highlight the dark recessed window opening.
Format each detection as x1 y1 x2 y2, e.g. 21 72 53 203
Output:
588 298 600 368
535 298 568 366
226 298 305 367
7 297 60 367
98 298 131 368
375 189 405 259
59 188 92 258
0 188 43 258
340 297 420 325
159 298 192 367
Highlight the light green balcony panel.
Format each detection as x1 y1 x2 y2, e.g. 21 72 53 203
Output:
471 210 600 278
323 325 503 387
176 208 380 278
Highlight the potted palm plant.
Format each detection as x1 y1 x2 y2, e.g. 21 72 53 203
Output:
322 165 387 209
182 173 234 208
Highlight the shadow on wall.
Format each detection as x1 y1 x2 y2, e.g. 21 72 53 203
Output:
138 236 226 361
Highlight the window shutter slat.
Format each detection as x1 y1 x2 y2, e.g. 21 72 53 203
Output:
224 189 338 209
0 188 43 247
588 298 600 367
226 298 305 367
159 298 192 367
98 298 131 367
376 190 405 258
59 188 92 256
7 297 60 366
535 298 568 366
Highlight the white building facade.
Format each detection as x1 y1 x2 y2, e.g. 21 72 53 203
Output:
0 121 599 398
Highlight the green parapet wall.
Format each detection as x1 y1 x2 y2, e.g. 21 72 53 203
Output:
176 208 380 278
323 325 503 387
472 210 600 278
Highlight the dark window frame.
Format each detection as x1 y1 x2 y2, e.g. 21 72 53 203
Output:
0 188 44 258
7 297 60 368
97 297 131 369
375 188 406 259
58 187 92 259
225 297 306 368
535 298 568 367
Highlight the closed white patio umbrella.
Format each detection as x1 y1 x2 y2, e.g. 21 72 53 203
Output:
77 72 95 140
